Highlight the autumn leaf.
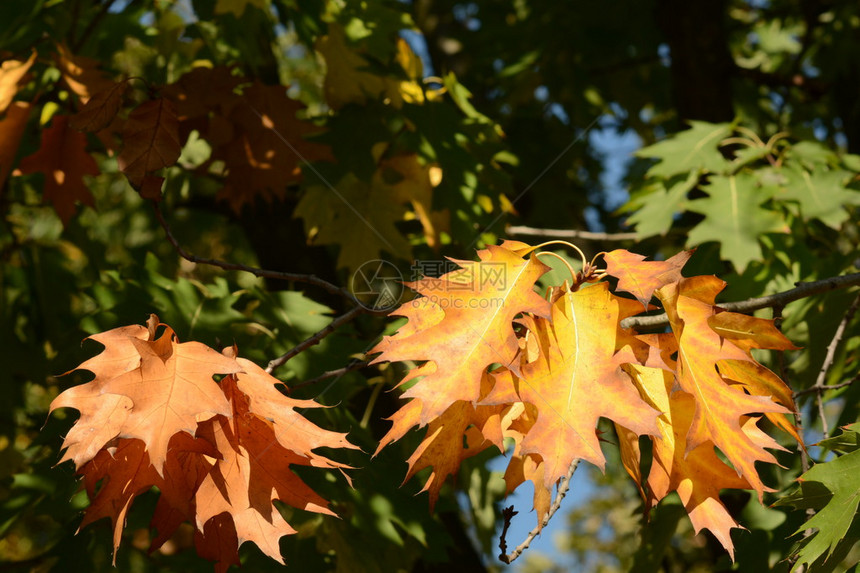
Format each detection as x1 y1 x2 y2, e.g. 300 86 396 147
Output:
193 370 351 571
78 439 162 560
16 115 98 224
0 50 36 113
656 276 791 497
485 284 659 494
375 374 507 509
370 242 551 425
214 81 332 212
69 79 129 133
603 248 693 307
617 364 752 559
117 98 181 194
78 434 216 561
51 315 241 474
55 43 114 103
53 317 354 571
0 101 30 190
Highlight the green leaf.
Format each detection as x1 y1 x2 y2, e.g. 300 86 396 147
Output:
686 173 787 272
635 121 732 179
779 448 860 569
295 173 412 274
778 165 860 229
627 171 698 238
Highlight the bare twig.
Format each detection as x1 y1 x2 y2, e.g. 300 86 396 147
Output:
622 272 860 329
794 292 860 437
498 506 519 559
508 225 638 242
499 459 580 564
152 201 361 305
793 374 860 398
290 359 370 390
265 306 367 373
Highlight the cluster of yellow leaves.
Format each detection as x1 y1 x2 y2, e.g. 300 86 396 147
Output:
50 315 355 572
371 241 800 558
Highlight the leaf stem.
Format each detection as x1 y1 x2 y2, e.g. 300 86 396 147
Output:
530 240 588 270
535 251 578 285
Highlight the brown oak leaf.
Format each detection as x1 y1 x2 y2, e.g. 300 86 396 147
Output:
16 115 98 223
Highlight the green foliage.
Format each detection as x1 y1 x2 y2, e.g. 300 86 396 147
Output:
1 0 859 571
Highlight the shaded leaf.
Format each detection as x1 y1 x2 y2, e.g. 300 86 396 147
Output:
117 98 182 191
16 115 98 223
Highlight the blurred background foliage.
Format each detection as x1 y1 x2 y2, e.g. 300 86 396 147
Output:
0 0 858 571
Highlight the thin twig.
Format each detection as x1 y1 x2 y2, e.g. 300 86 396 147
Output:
290 360 370 390
796 292 860 437
151 201 361 305
621 273 860 329
265 306 367 373
72 0 121 52
499 459 580 564
508 225 638 242
793 374 860 398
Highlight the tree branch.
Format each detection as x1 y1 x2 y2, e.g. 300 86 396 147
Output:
289 359 370 390
794 292 860 436
622 272 860 329
508 225 638 242
152 201 361 306
499 459 580 564
265 306 367 374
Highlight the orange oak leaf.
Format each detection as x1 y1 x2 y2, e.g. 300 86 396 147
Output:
55 44 114 103
51 315 241 474
370 243 552 425
617 364 753 559
78 439 161 560
0 101 30 190
69 79 129 132
656 276 791 497
193 372 350 570
484 284 659 495
78 434 216 561
16 115 98 223
53 318 354 571
707 311 801 444
603 248 693 307
375 374 508 509
0 50 36 113
117 98 182 192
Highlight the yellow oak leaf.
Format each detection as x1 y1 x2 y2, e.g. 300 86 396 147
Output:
370 242 551 424
0 50 36 114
